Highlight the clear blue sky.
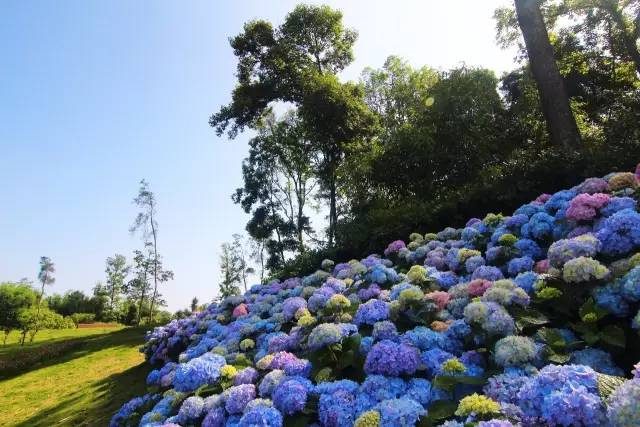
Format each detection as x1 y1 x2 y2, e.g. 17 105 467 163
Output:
1 0 515 311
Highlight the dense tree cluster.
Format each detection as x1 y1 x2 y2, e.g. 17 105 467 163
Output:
212 1 640 281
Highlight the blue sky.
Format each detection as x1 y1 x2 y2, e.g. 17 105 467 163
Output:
1 0 516 311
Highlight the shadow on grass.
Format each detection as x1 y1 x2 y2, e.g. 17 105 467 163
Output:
14 362 150 427
0 327 148 381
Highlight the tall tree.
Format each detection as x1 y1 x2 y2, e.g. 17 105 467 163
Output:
126 248 152 325
218 242 242 299
131 180 172 324
232 233 256 292
514 0 582 148
233 111 317 266
210 5 377 246
190 297 199 313
104 254 129 317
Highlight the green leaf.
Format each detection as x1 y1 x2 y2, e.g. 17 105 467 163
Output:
284 414 313 427
537 327 566 350
596 373 627 403
547 352 571 364
600 325 626 348
425 400 457 420
512 307 550 330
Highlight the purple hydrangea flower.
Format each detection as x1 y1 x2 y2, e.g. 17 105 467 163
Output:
364 340 420 376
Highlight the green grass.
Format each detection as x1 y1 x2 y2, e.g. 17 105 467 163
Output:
0 326 151 427
1 326 125 357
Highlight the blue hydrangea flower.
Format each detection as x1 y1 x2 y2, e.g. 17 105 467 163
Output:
570 348 624 376
237 406 283 427
272 377 311 415
354 300 390 325
607 378 640 427
517 365 605 426
364 340 420 376
596 209 640 256
307 323 357 351
173 353 226 392
224 384 256 414
372 321 399 342
372 398 426 427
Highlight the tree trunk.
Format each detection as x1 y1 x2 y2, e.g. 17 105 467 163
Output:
148 209 159 325
137 274 146 326
514 0 581 149
328 173 337 247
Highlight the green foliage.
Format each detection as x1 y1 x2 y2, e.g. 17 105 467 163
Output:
70 312 96 325
0 282 37 344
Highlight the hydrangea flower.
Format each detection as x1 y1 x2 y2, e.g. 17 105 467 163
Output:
307 323 357 351
464 301 515 336
494 336 536 367
566 193 610 222
517 365 605 426
237 405 283 427
173 353 226 392
364 340 420 376
354 300 390 325
272 377 311 415
562 256 610 283
596 209 640 256
607 378 640 427
372 398 425 427
224 384 256 414
570 348 624 376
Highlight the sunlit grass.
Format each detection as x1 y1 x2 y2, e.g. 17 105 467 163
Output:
0 327 150 427
1 326 124 357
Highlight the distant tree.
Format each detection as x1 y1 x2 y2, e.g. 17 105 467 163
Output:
0 282 37 344
131 180 173 324
46 290 93 316
190 297 199 313
125 247 153 325
249 237 266 283
218 242 242 299
233 111 317 265
514 0 582 149
124 303 138 326
33 256 56 341
90 282 110 322
232 234 257 292
105 254 130 317
36 257 55 311
18 306 73 345
174 308 192 320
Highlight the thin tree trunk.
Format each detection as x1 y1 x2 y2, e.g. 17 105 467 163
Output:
514 0 581 149
137 271 147 325
148 209 159 325
328 170 337 247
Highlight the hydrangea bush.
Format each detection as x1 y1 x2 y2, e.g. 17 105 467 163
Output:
112 167 640 427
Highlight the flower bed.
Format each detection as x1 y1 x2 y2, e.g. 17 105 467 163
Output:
112 167 640 427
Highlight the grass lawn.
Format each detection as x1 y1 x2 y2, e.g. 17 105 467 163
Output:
0 326 151 427
1 326 125 356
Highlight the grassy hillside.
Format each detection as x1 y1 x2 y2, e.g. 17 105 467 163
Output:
0 327 150 427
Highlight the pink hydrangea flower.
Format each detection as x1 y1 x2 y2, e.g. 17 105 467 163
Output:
425 291 450 310
467 279 492 297
534 259 550 273
566 193 610 221
534 193 552 204
233 303 248 318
